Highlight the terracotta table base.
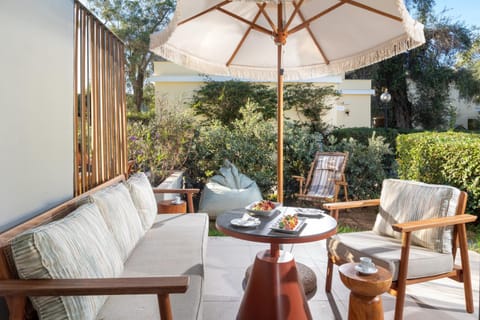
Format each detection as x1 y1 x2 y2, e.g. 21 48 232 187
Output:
237 249 312 320
339 263 392 320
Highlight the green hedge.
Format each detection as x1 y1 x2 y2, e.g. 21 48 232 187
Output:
397 131 480 215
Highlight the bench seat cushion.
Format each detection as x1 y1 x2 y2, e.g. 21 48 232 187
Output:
11 203 124 320
97 213 209 320
327 231 454 281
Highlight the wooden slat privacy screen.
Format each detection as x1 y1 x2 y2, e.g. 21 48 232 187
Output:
74 2 127 196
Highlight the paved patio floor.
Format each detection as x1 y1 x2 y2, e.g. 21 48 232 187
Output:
204 236 480 320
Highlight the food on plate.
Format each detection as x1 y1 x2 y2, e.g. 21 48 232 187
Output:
251 200 276 211
278 214 299 230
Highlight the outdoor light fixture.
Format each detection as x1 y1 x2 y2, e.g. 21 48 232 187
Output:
380 88 391 129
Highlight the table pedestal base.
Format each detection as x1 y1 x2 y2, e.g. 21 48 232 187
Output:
237 249 312 320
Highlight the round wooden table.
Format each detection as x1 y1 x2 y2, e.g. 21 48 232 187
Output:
216 207 337 320
339 263 393 320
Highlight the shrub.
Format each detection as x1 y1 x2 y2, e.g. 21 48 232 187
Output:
128 108 197 186
397 131 480 214
185 102 277 194
324 133 394 200
184 102 321 199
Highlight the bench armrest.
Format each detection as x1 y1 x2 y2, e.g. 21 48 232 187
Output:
0 276 189 320
152 188 200 213
392 214 477 233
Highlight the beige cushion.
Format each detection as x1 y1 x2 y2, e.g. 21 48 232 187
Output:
11 203 124 320
372 179 460 253
327 231 454 281
91 183 144 261
97 213 209 320
125 172 158 230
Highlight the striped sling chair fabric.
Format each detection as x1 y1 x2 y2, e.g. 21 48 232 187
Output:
294 152 349 204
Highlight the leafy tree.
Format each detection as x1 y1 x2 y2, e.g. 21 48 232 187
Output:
190 80 338 131
284 83 339 132
87 0 175 112
348 0 480 129
190 79 277 125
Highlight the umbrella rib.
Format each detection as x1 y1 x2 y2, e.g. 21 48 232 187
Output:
178 0 231 26
346 0 402 22
217 7 272 36
284 0 304 31
294 2 330 65
257 3 277 34
289 0 402 36
288 1 345 35
227 4 266 67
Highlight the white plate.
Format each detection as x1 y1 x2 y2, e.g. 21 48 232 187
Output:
270 216 307 234
354 264 378 275
230 218 261 228
245 201 282 216
295 208 326 217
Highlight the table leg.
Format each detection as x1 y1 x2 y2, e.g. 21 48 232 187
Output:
237 249 312 320
348 293 384 320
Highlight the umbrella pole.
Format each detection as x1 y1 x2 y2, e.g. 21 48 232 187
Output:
277 44 284 204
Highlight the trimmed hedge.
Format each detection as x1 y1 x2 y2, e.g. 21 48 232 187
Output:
397 131 480 215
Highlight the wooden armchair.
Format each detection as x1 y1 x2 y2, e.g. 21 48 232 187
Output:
293 151 349 205
324 179 477 320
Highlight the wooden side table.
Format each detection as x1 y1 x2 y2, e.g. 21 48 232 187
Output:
339 263 392 320
158 200 187 214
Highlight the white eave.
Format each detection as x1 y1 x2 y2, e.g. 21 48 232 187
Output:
340 89 375 95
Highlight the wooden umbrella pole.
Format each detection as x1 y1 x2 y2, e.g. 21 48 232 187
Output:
277 44 284 204
276 2 286 204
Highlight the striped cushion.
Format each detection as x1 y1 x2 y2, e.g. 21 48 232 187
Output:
307 155 345 198
126 172 157 231
372 179 460 253
11 203 124 320
91 183 144 261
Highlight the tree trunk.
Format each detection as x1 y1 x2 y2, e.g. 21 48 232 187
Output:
133 73 145 113
391 84 413 129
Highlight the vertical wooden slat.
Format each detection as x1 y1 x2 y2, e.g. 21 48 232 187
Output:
74 1 126 195
91 20 98 186
73 3 80 196
80 8 87 194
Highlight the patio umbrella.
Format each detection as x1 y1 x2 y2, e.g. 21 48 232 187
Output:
150 0 425 203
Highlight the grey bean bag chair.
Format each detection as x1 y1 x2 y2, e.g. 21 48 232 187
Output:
199 160 262 219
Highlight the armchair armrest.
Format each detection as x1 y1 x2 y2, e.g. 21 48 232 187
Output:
323 199 380 210
392 214 477 233
292 176 305 194
0 276 189 320
152 188 200 213
323 199 379 220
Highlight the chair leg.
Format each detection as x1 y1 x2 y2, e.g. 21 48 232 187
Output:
325 254 334 293
394 232 412 320
458 223 474 313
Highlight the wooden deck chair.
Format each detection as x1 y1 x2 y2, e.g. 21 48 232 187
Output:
293 151 349 205
324 179 477 320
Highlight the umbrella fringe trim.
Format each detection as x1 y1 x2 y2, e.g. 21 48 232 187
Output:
152 33 423 81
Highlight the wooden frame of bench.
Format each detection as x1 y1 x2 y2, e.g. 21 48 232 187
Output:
0 175 200 320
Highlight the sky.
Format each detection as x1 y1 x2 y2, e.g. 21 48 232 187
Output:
434 0 480 28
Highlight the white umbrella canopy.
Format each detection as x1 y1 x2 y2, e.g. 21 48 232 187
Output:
150 0 425 202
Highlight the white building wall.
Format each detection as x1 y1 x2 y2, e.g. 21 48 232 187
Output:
0 0 74 235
